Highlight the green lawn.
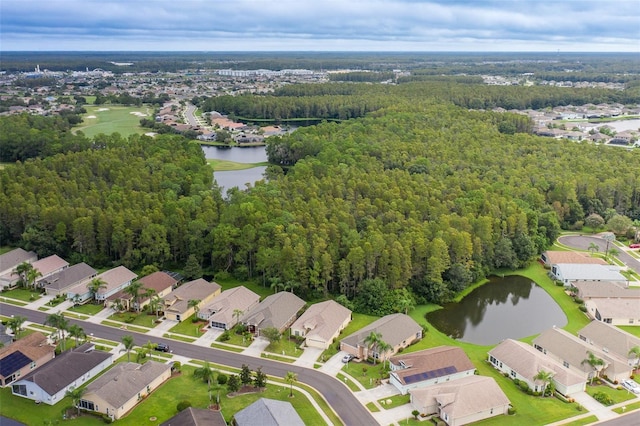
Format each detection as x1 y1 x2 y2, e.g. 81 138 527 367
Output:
168 315 208 337
613 400 640 414
264 336 303 358
261 353 295 363
343 360 389 389
74 105 152 138
3 288 41 302
366 401 380 412
560 415 599 426
0 297 27 306
210 342 244 352
216 329 252 347
101 319 149 333
68 303 105 315
109 311 160 329
378 393 411 409
163 333 196 343
336 372 361 392
215 276 274 299
586 383 637 405
208 159 270 171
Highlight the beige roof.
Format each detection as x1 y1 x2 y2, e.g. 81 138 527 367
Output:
84 361 171 408
578 321 640 361
201 286 260 324
241 292 305 331
410 375 510 420
96 266 138 295
585 298 640 321
390 346 475 386
0 332 53 363
543 251 607 265
572 281 640 298
164 279 221 314
341 313 422 349
290 300 351 342
0 248 37 273
32 255 69 277
489 339 584 387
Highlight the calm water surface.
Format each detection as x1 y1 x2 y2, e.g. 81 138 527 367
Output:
426 275 567 345
201 146 269 196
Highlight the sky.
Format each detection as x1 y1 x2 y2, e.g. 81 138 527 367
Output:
1 0 639 52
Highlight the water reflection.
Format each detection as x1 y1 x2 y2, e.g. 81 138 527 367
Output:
426 275 566 345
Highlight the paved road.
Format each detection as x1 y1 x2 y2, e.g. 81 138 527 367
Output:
0 303 375 426
184 103 200 127
558 235 640 274
596 410 640 426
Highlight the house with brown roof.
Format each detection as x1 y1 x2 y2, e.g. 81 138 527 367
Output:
340 314 423 362
66 266 138 304
290 300 352 349
80 361 171 420
0 248 37 289
409 375 510 426
540 251 607 267
163 279 221 322
11 343 113 405
578 321 640 367
197 286 260 330
488 339 586 396
240 292 305 336
0 332 55 387
389 346 476 395
532 326 633 383
106 271 178 311
41 263 97 297
161 407 227 426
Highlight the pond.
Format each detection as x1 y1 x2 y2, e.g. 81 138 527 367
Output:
426 275 567 345
201 145 269 196
213 166 267 195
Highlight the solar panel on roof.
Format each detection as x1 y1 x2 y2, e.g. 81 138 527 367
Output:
402 365 459 384
0 351 31 377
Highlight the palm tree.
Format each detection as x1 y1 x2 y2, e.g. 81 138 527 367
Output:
7 315 27 338
377 339 393 368
587 242 600 255
363 331 382 364
25 267 42 291
86 278 107 304
581 351 606 384
232 309 244 328
65 386 86 417
45 312 69 351
533 370 555 397
148 294 162 319
188 299 201 319
143 340 156 358
193 361 215 391
607 247 619 262
628 346 640 367
120 335 135 362
285 371 298 397
67 324 86 347
12 261 33 289
395 290 415 315
269 277 283 293
124 280 143 313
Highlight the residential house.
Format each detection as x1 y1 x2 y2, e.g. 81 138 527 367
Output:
584 298 640 326
488 339 586 396
0 248 37 289
550 264 627 286
340 313 423 362
240 292 305 336
540 251 607 267
0 332 55 387
163 279 221 322
11 343 113 405
106 271 178 311
80 361 171 420
197 286 260 330
66 266 137 304
389 346 476 395
31 255 69 287
41 263 97 297
409 375 510 426
232 398 304 426
289 300 352 349
571 280 640 300
578 321 640 367
160 407 227 426
532 327 633 383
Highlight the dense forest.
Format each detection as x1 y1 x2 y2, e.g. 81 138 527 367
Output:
2 79 640 315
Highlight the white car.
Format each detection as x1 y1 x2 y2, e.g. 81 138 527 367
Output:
622 379 640 394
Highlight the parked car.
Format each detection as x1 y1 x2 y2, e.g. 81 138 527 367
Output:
629 243 640 249
622 379 640 394
342 354 355 363
156 343 170 352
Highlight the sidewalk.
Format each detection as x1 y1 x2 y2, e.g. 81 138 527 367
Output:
241 336 270 356
292 346 322 368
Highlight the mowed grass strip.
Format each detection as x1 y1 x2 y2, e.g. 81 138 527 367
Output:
75 105 151 138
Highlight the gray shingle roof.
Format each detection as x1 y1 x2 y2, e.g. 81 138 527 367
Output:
233 398 304 426
578 321 640 360
200 286 260 324
341 313 422 349
0 248 37 273
163 279 221 314
241 292 305 331
41 263 97 292
160 407 227 426
572 281 640 299
290 300 351 342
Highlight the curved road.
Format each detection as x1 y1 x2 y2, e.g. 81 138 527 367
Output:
0 303 375 426
558 235 640 274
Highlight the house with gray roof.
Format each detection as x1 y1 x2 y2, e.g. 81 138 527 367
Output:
197 286 260 330
11 343 113 405
532 326 633 383
389 346 476 395
161 407 227 426
551 264 627 286
163 278 221 322
340 313 423 362
66 265 137 304
572 280 640 300
0 332 55 387
578 321 640 367
488 339 586 396
0 248 37 289
240 292 305 336
41 262 97 297
584 298 640 326
410 375 510 426
290 300 352 349
232 398 304 426
80 361 172 420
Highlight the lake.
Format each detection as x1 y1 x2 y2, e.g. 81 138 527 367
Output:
426 275 567 345
201 145 269 196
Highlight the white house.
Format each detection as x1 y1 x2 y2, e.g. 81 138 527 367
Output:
551 264 627 286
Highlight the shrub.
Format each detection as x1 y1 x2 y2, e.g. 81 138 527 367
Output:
171 361 181 372
177 400 191 411
573 297 584 304
556 281 565 286
102 414 113 424
219 331 230 341
508 406 516 415
125 315 135 324
579 304 587 312
217 373 228 385
592 391 614 406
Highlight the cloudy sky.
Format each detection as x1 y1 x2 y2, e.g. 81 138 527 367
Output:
2 0 639 52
